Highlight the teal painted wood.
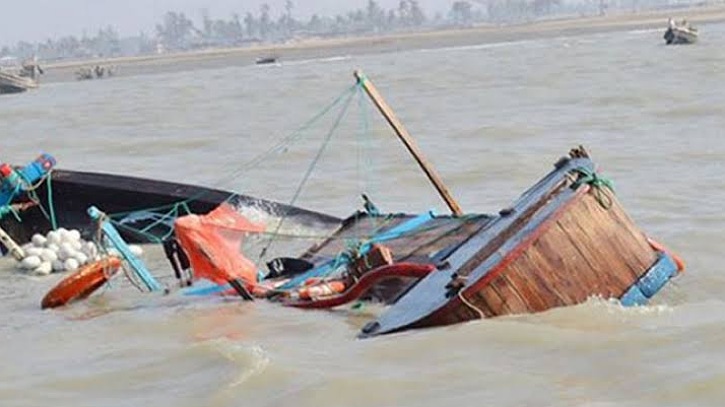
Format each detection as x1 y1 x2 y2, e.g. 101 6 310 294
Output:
620 285 649 306
620 252 678 306
277 210 437 290
182 281 230 296
88 205 163 292
637 253 677 298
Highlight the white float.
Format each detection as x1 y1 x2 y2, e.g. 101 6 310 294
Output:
12 228 143 276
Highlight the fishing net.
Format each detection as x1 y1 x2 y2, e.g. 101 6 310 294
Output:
174 203 264 290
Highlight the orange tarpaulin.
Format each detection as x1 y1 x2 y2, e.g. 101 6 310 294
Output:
174 204 265 290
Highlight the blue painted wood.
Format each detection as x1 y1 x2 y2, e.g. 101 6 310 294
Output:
636 253 677 298
88 205 163 292
278 210 437 290
182 282 231 296
619 253 678 306
620 285 649 306
361 157 592 337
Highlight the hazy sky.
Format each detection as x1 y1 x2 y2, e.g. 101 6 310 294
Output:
2 0 459 47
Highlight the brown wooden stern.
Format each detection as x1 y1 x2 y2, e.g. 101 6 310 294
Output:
361 149 661 337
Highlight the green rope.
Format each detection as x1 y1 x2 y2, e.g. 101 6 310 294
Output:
0 205 22 222
571 167 615 209
106 83 359 224
259 85 358 260
108 219 164 244
46 171 58 230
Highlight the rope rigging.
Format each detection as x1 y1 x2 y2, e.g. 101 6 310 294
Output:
571 166 616 209
5 78 451 263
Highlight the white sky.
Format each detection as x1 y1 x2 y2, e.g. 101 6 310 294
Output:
1 0 460 47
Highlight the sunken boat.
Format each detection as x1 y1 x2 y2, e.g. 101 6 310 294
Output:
251 73 683 337
267 146 683 338
38 72 683 337
357 147 683 337
0 154 340 250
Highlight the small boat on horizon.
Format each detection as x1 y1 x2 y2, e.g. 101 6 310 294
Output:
0 59 42 94
664 18 698 45
0 70 38 94
255 56 279 65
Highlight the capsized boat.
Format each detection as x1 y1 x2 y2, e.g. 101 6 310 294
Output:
261 148 683 338
0 154 341 249
664 18 698 44
172 72 684 337
39 72 684 338
357 147 683 337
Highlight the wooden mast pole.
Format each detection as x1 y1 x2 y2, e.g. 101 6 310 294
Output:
354 70 463 216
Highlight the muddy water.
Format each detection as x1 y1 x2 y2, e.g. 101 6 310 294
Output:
2 23 725 407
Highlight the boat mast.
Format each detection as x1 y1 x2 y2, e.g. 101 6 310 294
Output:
354 70 463 216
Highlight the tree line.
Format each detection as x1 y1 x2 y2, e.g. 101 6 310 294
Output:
0 0 690 61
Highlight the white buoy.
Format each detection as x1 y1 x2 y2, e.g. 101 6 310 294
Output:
39 248 58 263
69 240 83 251
20 255 42 270
33 262 52 276
58 242 75 260
74 252 89 266
25 247 43 258
129 245 144 257
63 258 80 272
68 229 81 241
14 227 108 276
82 242 98 259
51 260 65 272
46 231 61 246
31 234 47 248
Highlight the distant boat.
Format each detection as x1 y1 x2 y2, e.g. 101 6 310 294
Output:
664 18 698 44
76 65 115 81
0 59 42 94
255 56 278 65
0 70 38 94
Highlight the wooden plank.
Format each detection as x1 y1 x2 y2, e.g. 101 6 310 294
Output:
575 193 644 281
529 239 585 305
477 283 508 316
581 193 655 279
492 273 531 315
557 210 635 296
606 195 658 268
355 71 463 216
520 249 571 307
505 252 565 312
453 179 570 278
539 228 599 301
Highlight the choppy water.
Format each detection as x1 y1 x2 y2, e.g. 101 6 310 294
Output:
2 22 725 407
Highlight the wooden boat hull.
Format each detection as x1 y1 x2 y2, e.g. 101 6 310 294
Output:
360 149 679 337
0 168 341 246
0 71 37 94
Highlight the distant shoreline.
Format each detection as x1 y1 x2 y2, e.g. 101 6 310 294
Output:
41 5 725 83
